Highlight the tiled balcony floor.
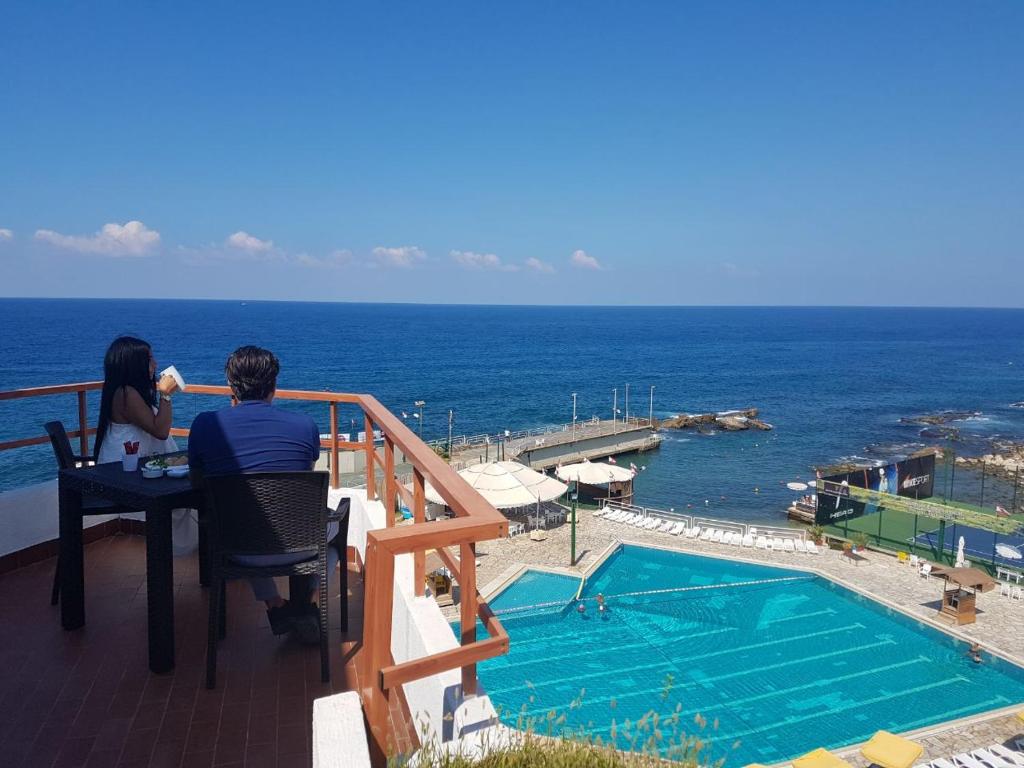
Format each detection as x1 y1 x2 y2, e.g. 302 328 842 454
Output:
0 533 406 768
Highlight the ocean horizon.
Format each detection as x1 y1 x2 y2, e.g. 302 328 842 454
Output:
2 299 1023 521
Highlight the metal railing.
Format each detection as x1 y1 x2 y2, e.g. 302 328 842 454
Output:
0 381 509 760
599 500 806 541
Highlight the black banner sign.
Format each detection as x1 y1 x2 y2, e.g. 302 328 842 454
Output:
815 454 935 525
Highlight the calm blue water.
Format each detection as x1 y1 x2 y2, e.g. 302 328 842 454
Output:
2 300 1024 522
479 545 1024 766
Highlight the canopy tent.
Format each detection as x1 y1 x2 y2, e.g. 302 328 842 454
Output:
423 460 568 510
930 566 996 593
555 460 634 485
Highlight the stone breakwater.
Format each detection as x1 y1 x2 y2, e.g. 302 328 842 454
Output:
955 441 1024 482
659 407 773 432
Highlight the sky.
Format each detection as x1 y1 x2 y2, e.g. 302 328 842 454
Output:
1 2 1022 306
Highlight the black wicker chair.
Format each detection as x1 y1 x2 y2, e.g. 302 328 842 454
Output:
44 421 133 606
203 471 347 688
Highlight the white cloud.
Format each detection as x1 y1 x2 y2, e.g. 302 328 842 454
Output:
0 228 12 242
372 245 426 268
450 250 518 271
296 249 354 269
525 257 555 274
34 220 160 257
226 231 274 253
570 249 603 270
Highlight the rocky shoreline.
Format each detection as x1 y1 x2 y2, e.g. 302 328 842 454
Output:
955 441 1024 482
658 407 773 432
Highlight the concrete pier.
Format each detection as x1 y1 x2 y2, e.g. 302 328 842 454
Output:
506 420 661 469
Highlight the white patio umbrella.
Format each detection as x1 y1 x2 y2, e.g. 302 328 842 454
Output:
955 536 966 568
423 460 568 509
996 543 1023 560
555 460 634 486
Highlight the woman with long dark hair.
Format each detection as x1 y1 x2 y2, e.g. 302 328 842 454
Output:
94 336 178 462
94 336 198 554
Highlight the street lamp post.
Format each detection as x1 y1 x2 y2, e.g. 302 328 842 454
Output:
649 385 655 427
625 383 630 423
572 392 577 441
414 400 425 437
570 480 579 565
612 388 618 433
447 409 454 458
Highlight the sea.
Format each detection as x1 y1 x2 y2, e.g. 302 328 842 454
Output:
2 299 1023 523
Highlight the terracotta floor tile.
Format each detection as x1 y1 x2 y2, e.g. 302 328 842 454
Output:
0 536 394 768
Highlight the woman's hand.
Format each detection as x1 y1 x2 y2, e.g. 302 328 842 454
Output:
157 373 179 396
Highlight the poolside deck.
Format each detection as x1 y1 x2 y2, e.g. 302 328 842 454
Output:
465 509 1024 765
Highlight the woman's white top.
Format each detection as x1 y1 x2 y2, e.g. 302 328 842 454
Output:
97 419 178 464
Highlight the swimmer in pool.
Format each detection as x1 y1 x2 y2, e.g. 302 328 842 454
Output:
597 593 606 613
576 601 586 614
967 642 983 663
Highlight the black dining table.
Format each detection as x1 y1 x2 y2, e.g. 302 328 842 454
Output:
58 453 205 673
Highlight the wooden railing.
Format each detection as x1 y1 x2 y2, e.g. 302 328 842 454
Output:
0 381 510 761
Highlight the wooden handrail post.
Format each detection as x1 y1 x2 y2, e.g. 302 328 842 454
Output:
76 390 89 456
460 541 478 696
365 413 377 501
329 402 340 490
413 468 426 597
384 437 396 529
360 538 395 761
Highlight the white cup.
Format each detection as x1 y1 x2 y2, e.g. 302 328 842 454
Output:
122 453 140 472
160 365 187 392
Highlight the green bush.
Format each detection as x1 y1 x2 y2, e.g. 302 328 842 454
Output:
397 679 727 768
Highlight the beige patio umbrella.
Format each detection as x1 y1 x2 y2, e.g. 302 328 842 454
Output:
555 459 634 485
424 460 568 509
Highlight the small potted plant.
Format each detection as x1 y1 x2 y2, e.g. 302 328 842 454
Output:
809 525 825 546
852 532 869 553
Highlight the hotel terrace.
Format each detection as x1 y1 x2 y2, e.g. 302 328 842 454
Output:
1 380 1023 768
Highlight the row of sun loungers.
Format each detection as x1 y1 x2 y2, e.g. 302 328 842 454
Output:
594 508 820 553
916 742 1024 768
785 724 1024 768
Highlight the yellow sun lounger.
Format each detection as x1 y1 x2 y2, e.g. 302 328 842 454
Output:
792 748 853 768
859 730 924 768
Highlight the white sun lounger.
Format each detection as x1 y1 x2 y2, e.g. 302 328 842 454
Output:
687 526 701 539
783 539 796 553
756 535 768 549
794 539 807 553
720 531 734 544
926 759 959 768
953 752 992 768
645 517 661 530
805 540 820 554
711 529 724 543
616 512 633 524
742 533 754 547
658 520 675 533
670 521 686 535
701 528 714 541
772 537 784 551
985 745 1024 767
730 532 743 546
635 516 650 527
607 511 624 522
972 748 1024 768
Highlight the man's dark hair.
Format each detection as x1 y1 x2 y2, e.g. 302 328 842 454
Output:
225 346 280 401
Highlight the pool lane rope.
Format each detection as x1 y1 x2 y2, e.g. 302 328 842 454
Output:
491 574 815 616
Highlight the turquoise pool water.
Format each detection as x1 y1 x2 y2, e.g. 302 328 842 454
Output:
474 545 1024 766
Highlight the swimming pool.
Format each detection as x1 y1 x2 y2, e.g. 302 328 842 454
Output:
471 545 1024 766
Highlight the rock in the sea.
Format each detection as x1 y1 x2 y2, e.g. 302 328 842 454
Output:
901 411 980 426
660 408 772 432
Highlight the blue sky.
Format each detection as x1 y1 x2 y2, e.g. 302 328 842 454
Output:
1 2 1021 306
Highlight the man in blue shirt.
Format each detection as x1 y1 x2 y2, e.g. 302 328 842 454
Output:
189 346 341 641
